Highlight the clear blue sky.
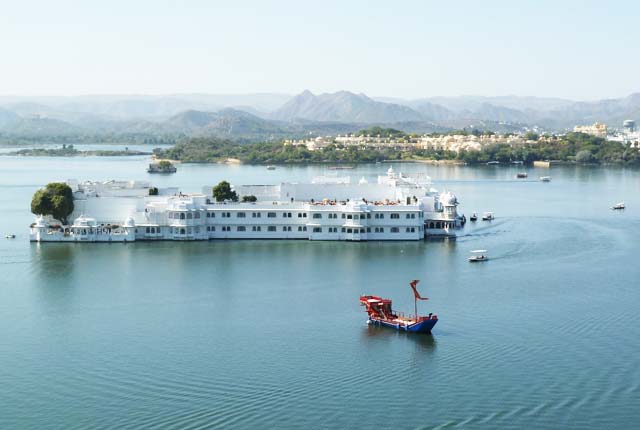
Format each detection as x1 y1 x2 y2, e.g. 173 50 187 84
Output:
1 0 638 100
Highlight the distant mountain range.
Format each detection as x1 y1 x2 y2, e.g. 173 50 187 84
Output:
270 90 424 123
1 90 639 141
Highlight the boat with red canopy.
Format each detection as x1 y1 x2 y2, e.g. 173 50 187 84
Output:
360 280 438 333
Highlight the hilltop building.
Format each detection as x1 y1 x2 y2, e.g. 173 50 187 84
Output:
573 122 608 137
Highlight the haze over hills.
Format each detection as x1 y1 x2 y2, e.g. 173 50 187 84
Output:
270 90 424 123
0 90 639 142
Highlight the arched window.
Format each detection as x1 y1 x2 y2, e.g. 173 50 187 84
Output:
180 213 185 220
195 212 200 219
187 213 193 219
180 228 185 234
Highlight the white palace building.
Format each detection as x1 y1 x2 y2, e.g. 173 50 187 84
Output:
30 167 465 243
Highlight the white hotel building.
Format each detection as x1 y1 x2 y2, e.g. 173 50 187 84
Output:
30 167 465 243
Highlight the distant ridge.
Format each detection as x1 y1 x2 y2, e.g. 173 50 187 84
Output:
271 90 424 123
1 91 640 140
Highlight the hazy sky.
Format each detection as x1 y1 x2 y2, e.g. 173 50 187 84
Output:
2 0 638 100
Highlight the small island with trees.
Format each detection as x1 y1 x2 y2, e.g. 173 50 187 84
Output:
147 160 177 173
7 144 151 157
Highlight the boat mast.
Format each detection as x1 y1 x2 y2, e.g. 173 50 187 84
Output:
409 279 428 319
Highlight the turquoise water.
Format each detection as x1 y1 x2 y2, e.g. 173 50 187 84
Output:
1 155 640 429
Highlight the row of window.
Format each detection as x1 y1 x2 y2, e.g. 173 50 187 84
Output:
426 221 455 229
168 225 421 235
170 211 422 220
205 225 309 233
169 212 201 220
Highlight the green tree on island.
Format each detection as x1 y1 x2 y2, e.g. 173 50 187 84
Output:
31 182 75 225
213 181 238 202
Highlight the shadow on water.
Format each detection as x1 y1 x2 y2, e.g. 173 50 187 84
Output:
29 243 83 310
31 243 77 279
361 324 438 354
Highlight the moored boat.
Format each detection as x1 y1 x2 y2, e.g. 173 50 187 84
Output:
470 212 478 222
360 280 438 333
482 212 494 221
266 165 276 170
539 176 551 182
516 172 528 179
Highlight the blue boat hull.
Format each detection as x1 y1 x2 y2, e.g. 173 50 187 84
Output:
369 317 438 333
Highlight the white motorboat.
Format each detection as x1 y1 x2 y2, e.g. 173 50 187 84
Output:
482 212 494 221
539 176 551 182
612 202 625 210
468 250 489 262
266 165 276 170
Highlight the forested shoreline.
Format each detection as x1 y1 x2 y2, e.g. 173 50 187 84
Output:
156 132 640 166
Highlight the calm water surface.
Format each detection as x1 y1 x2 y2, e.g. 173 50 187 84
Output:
1 155 639 429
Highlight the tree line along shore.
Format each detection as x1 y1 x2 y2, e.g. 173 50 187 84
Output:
4 128 640 166
3 144 151 157
155 131 640 166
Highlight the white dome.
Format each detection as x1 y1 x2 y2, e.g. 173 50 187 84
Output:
440 192 458 206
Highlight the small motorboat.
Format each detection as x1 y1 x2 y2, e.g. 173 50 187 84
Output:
482 212 494 221
539 176 552 182
266 165 276 170
612 202 625 210
486 161 500 165
5 234 16 239
470 212 478 222
516 172 528 179
468 250 489 262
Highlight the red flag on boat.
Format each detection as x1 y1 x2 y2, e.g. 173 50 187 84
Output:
410 280 428 300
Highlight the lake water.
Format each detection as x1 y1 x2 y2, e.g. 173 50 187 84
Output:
1 155 639 429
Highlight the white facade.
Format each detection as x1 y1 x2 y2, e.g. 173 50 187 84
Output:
30 169 464 243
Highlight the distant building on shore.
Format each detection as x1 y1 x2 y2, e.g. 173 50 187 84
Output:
573 122 608 137
608 120 640 147
623 120 636 133
285 133 528 153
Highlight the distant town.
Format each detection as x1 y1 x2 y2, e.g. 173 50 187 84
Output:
285 120 639 153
